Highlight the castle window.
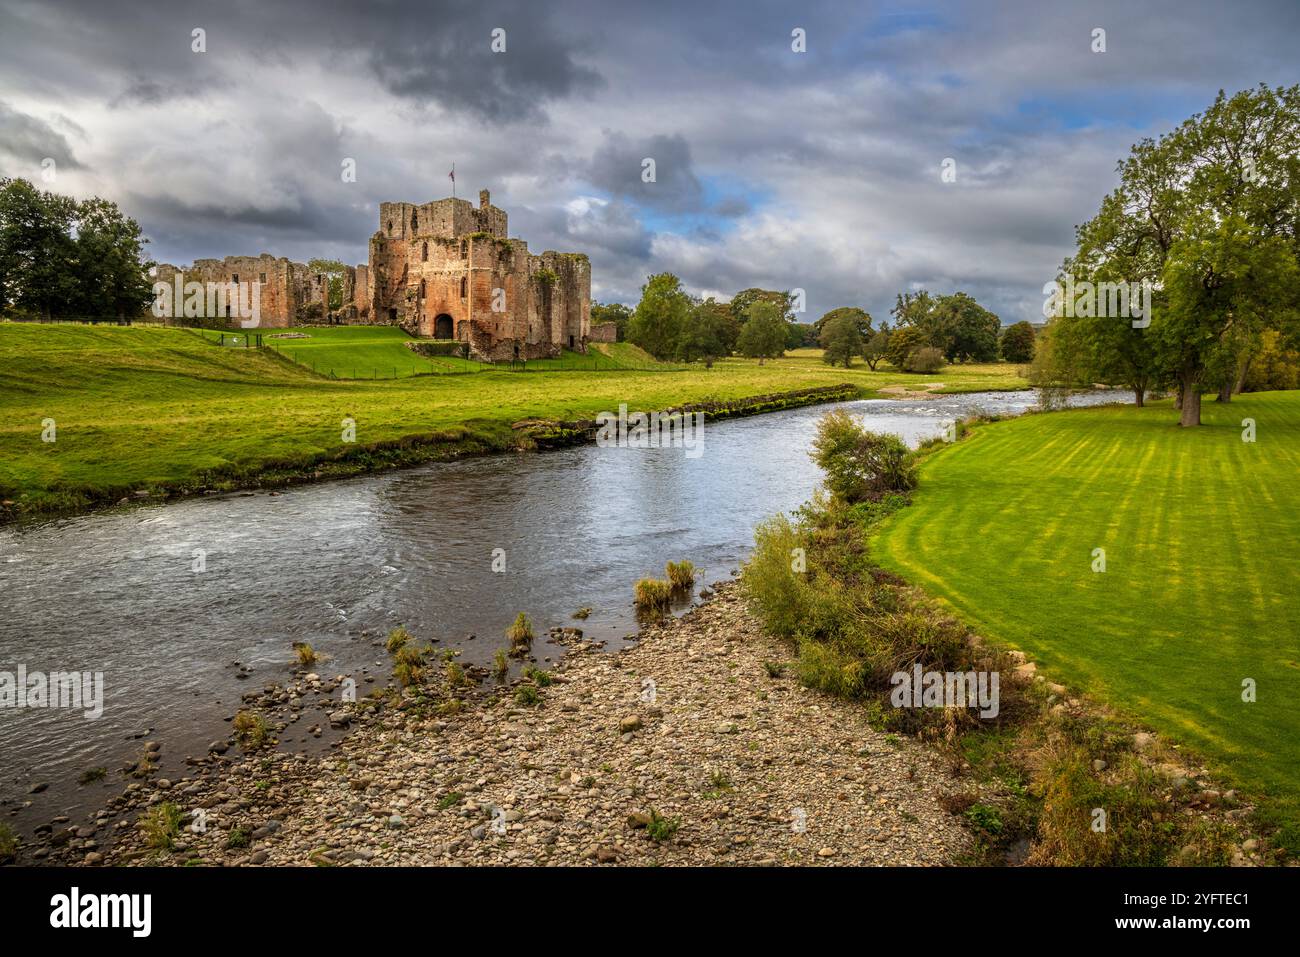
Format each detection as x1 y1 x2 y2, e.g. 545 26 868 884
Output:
259 272 266 284
460 276 467 298
232 274 239 283
421 242 428 262
419 279 426 296
387 219 393 235
410 211 418 233
460 241 467 259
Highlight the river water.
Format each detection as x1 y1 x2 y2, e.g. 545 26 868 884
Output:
0 389 1131 830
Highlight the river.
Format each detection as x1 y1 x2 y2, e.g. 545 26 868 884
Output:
0 388 1131 832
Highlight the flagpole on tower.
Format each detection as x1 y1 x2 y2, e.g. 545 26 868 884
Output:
449 162 456 198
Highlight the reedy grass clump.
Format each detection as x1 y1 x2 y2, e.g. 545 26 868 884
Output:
392 642 430 687
385 626 413 654
506 613 534 655
634 577 673 610
665 560 695 590
232 710 272 750
293 641 319 667
139 802 183 850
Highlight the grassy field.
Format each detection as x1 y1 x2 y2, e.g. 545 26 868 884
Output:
872 392 1300 842
193 326 691 377
0 323 1025 515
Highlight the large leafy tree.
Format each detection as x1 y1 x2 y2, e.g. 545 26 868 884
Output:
863 326 891 370
890 289 1000 362
1061 84 1300 425
0 178 78 318
627 272 693 360
815 306 872 340
999 321 1036 363
730 287 795 326
735 300 787 363
676 298 734 366
819 310 864 367
935 291 1000 362
0 178 153 320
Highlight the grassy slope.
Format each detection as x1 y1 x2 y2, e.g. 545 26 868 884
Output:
0 325 1024 508
873 393 1300 834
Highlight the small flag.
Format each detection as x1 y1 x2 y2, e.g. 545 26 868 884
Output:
448 164 455 183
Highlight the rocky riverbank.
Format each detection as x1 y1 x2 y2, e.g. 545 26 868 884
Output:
26 582 974 867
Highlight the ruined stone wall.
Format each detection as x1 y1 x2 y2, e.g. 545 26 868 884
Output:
155 256 362 326
589 321 618 343
153 254 301 327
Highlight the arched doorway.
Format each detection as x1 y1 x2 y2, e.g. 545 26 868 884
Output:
434 314 454 339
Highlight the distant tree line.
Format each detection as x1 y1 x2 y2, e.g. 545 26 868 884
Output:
600 275 1019 371
0 177 154 321
595 277 815 366
1032 84 1300 426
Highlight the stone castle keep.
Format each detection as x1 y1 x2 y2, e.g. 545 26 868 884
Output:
155 189 592 360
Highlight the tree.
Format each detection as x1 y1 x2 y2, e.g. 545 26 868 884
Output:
676 299 732 366
786 321 815 349
627 273 693 360
0 178 78 318
1160 213 1297 425
815 306 872 340
863 327 890 370
1242 329 1300 392
890 290 945 348
730 288 795 326
819 310 864 367
0 179 154 321
1063 84 1300 425
936 292 1001 362
591 301 632 341
1000 321 1037 363
736 300 787 363
885 325 927 369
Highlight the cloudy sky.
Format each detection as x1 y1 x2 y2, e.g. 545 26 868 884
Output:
1 0 1296 323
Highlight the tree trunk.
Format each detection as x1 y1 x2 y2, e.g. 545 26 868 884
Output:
1179 374 1202 427
1216 380 1233 403
1134 386 1145 408
1234 356 1252 396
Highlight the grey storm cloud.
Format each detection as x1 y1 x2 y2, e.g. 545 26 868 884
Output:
585 132 703 211
0 101 85 171
1 0 1297 320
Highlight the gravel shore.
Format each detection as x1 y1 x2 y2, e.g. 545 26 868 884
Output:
34 582 973 867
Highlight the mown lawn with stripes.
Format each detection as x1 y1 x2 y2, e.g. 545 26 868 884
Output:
873 392 1300 838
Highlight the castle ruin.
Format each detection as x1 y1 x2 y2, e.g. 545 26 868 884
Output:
152 189 591 360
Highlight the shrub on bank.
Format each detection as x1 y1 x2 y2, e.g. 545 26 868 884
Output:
809 409 916 503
